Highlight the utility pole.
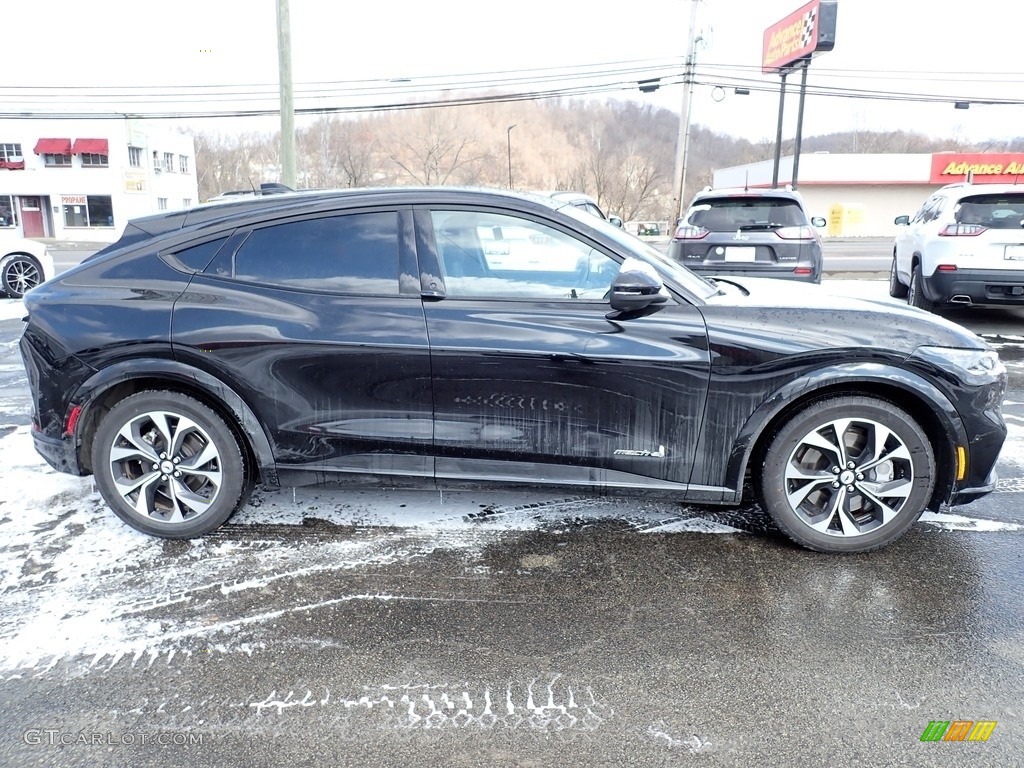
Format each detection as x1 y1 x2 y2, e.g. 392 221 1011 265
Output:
672 0 700 223
276 0 296 187
507 124 517 189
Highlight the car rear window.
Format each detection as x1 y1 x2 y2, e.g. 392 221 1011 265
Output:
688 198 806 231
955 194 1024 229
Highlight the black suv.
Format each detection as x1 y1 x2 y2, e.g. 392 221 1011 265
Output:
669 188 826 283
20 188 1006 553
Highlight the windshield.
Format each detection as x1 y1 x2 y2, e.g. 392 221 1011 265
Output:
557 204 718 300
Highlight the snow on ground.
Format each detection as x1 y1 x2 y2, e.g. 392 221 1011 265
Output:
0 426 741 677
0 299 25 322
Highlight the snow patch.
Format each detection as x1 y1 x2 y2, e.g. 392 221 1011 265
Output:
920 511 1022 532
0 299 25 322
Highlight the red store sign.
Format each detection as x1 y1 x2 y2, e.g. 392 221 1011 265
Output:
930 153 1024 184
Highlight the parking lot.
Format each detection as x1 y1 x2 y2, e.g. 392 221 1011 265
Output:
1 267 1022 766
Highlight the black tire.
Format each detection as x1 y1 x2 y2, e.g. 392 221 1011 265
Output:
91 390 249 538
0 253 43 299
907 263 934 311
888 255 908 298
759 396 936 553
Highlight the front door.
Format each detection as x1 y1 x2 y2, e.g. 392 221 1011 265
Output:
19 196 44 237
418 207 710 490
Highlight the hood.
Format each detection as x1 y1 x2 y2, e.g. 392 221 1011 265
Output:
699 276 987 356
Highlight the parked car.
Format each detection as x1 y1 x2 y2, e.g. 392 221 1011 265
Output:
20 188 1005 553
0 234 56 299
543 191 624 228
669 188 826 283
891 182 1024 311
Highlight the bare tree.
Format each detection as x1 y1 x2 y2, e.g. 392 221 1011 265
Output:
386 108 479 185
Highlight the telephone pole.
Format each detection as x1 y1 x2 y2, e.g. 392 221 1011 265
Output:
672 0 701 223
276 0 296 187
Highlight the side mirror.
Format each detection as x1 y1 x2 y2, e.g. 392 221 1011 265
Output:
608 215 624 228
609 257 668 312
894 215 910 226
810 216 826 228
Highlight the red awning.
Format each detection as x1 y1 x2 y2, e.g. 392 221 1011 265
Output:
33 138 72 155
0 160 25 170
71 138 109 156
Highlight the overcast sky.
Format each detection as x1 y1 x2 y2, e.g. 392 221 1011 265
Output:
7 0 1024 145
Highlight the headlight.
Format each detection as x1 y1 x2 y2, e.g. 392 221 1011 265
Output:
912 346 1006 384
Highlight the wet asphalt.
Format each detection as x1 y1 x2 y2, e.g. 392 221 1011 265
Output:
0 292 1022 767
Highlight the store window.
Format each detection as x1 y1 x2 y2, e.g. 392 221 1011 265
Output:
182 198 192 208
80 153 108 167
158 198 168 210
128 147 142 168
62 195 114 228
0 194 16 227
179 155 189 174
44 153 72 167
163 153 174 172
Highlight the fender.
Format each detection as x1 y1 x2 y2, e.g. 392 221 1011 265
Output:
71 358 279 486
722 362 967 497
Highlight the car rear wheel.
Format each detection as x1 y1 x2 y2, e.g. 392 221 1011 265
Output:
888 256 908 298
907 264 933 311
0 253 43 298
759 396 936 553
92 391 249 538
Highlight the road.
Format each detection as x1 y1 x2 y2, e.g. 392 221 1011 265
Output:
0 270 1021 766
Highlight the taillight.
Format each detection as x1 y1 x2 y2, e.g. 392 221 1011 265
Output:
775 226 815 240
939 223 986 237
674 224 709 240
936 264 959 272
65 404 82 437
793 267 813 276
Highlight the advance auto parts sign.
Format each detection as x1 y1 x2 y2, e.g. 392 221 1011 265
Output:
762 0 837 74
930 153 1024 184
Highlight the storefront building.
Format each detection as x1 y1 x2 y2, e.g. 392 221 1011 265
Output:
0 118 198 243
712 152 1024 237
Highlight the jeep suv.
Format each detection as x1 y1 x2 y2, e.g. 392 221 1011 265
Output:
891 183 1024 311
669 188 825 283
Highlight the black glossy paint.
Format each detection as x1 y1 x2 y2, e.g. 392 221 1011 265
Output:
19 187 1007 511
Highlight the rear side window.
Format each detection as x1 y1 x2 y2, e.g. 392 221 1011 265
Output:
955 194 1024 229
171 237 228 272
230 212 399 294
688 198 806 231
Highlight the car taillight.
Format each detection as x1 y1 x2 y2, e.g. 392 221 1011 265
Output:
674 224 709 240
939 223 986 237
793 267 813 276
65 404 82 437
774 225 815 240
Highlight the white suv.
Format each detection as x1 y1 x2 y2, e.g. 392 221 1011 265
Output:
891 182 1024 311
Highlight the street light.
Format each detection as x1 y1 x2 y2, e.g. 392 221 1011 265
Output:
507 124 517 189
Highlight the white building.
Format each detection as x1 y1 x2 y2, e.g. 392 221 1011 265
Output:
713 152 1024 237
0 118 198 243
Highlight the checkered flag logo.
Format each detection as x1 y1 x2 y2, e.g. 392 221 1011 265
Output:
800 8 817 47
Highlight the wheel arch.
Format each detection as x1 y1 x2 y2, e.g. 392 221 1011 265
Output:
70 359 278 486
726 364 965 512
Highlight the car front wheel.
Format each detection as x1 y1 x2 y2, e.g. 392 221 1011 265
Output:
0 253 43 298
888 255 908 298
759 396 936 553
92 391 249 538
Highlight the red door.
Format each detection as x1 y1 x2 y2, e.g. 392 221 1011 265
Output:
20 197 44 237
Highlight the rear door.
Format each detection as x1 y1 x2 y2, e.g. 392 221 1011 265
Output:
416 206 712 492
172 207 435 480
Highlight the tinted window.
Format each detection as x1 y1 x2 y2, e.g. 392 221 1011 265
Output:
431 210 619 300
231 212 399 294
172 237 227 271
688 197 806 230
956 194 1024 229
